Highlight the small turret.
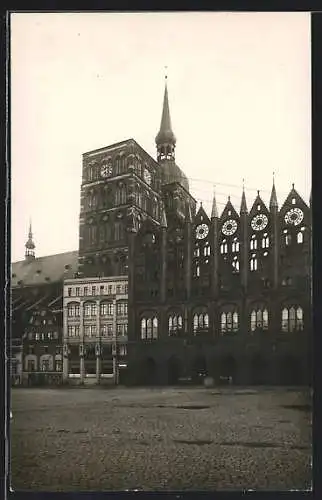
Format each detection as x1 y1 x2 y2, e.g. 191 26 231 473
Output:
25 219 35 261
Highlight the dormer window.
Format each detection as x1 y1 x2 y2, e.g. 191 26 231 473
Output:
257 204 261 211
292 198 296 205
228 210 231 216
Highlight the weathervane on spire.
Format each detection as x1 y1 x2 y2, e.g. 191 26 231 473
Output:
164 65 168 80
242 178 245 190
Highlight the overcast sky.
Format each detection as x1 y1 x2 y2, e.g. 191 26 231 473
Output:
11 12 311 262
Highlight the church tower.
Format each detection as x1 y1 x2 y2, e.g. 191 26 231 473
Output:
25 220 35 261
155 76 176 163
156 75 195 225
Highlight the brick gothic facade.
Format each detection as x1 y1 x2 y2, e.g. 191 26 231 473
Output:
124 80 312 386
126 186 312 386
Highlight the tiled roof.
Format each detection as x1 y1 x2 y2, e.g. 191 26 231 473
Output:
11 250 79 287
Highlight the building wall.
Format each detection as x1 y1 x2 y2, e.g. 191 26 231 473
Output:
78 139 163 278
63 276 128 384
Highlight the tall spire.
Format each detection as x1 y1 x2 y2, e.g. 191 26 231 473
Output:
269 173 278 210
155 71 176 162
25 218 35 261
211 186 219 219
240 179 248 215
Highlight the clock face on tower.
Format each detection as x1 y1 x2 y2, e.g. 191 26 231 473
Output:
251 214 268 231
101 163 112 178
144 168 152 185
284 208 304 226
222 219 238 236
196 223 209 240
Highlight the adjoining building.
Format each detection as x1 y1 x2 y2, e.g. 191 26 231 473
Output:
11 226 78 386
63 276 128 385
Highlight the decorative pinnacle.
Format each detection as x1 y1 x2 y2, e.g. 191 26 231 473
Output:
269 175 278 209
292 183 295 189
240 183 248 214
211 185 219 219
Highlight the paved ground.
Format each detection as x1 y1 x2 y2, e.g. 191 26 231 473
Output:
10 386 312 491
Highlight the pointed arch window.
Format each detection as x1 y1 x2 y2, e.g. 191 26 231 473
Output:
250 254 257 271
141 315 158 340
220 309 239 334
193 311 209 334
220 239 228 254
285 233 292 246
232 238 240 253
87 193 97 210
115 156 121 175
232 256 239 273
250 307 269 331
281 306 304 332
194 246 200 257
250 235 257 250
116 184 127 205
297 232 303 244
261 233 269 248
204 244 211 256
196 265 200 277
88 225 97 245
114 222 124 241
168 314 183 336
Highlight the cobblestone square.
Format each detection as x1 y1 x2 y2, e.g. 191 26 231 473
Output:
11 386 312 491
